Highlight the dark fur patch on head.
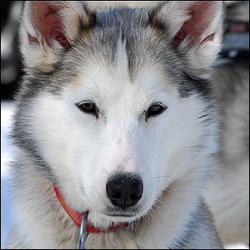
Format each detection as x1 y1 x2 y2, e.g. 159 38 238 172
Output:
148 2 167 32
79 5 97 37
179 72 213 99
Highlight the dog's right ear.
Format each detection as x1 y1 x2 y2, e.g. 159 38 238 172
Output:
20 1 95 71
149 1 223 78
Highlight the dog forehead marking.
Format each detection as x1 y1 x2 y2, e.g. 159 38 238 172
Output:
115 31 130 83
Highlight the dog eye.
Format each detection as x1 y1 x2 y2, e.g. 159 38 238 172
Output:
146 103 166 121
76 101 98 118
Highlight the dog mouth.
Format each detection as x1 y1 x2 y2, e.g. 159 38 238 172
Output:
100 205 144 222
103 212 137 218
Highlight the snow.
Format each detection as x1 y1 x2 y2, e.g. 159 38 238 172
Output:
1 101 16 248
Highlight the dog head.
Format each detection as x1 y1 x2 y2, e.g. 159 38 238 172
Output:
17 1 223 228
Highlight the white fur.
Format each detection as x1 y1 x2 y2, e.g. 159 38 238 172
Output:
26 42 216 232
7 2 223 248
9 54 218 248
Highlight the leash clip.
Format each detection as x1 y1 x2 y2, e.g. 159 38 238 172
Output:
78 211 89 249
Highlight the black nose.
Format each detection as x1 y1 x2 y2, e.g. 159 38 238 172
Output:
106 173 143 210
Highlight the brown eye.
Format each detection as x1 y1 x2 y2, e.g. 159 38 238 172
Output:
81 103 95 111
76 101 98 118
146 103 166 121
149 105 162 113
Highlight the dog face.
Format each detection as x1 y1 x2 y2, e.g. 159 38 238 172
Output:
16 1 223 227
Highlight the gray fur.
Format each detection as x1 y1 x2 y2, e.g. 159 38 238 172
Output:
7 2 224 249
171 199 223 249
204 59 249 245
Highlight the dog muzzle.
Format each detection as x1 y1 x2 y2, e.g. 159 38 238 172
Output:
53 184 129 249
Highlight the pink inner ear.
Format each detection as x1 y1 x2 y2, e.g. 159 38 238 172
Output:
51 31 70 48
174 1 215 49
29 1 70 48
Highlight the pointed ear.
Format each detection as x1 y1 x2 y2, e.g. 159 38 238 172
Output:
151 1 224 77
19 1 94 71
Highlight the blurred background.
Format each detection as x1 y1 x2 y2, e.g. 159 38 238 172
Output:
1 1 249 249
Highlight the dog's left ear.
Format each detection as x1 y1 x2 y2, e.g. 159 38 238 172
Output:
19 1 95 71
150 1 224 77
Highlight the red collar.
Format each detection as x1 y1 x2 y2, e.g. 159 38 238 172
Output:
53 185 129 233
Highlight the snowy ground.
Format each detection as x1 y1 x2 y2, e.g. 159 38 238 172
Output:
1 101 16 249
1 100 249 249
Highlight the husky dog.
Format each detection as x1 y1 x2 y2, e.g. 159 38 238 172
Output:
6 1 224 249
